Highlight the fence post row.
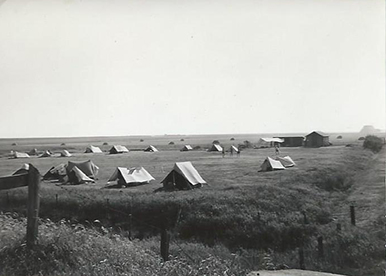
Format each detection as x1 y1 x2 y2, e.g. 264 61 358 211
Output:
26 164 41 249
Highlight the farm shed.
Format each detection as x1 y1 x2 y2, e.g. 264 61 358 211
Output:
85 145 103 153
304 131 330 147
259 157 286 172
144 145 158 152
274 136 304 147
181 145 193 151
108 167 155 186
109 145 129 154
256 138 284 148
161 162 206 190
208 144 223 152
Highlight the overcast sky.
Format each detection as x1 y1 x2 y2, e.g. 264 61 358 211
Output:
0 0 384 138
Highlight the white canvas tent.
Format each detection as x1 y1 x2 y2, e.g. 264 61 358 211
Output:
144 145 158 152
108 167 155 186
161 161 206 190
43 163 68 181
67 160 99 180
109 145 129 154
230 145 239 153
260 157 286 172
208 144 223 152
68 166 95 184
257 138 284 148
13 163 30 175
12 151 30 158
181 145 193 151
85 145 103 153
60 150 72 157
28 148 39 156
39 150 51 158
276 156 296 168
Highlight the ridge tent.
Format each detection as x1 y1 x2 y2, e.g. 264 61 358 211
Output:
85 145 103 153
161 161 206 190
259 157 286 172
68 166 95 184
276 156 296 168
257 138 284 148
13 164 29 175
181 145 193 151
66 160 99 179
60 150 72 157
39 150 52 158
28 148 39 156
208 144 223 152
144 145 158 152
108 167 155 186
109 145 129 154
230 145 239 153
43 163 68 181
12 151 30 158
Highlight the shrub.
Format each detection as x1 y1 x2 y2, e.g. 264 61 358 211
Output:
180 138 184 141
140 139 144 142
168 141 174 145
337 135 342 139
243 140 253 148
363 135 384 153
103 142 109 145
61 143 66 146
230 138 235 141
11 143 16 146
212 140 220 145
358 137 365 141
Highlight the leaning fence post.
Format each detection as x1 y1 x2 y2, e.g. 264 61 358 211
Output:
350 205 356 226
160 227 170 262
26 164 40 249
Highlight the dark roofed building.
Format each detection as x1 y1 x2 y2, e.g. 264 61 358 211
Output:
305 131 330 147
274 136 304 147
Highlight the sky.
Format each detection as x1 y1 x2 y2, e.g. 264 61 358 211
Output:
0 0 384 138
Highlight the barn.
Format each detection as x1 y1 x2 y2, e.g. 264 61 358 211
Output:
275 136 305 147
304 131 330 147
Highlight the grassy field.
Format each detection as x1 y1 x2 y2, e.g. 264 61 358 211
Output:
0 132 384 276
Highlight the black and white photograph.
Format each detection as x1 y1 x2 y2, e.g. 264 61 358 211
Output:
0 0 384 275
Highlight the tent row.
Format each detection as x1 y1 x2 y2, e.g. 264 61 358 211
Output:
41 159 207 190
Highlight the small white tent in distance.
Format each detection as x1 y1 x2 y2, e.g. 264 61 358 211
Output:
144 145 158 152
85 145 103 153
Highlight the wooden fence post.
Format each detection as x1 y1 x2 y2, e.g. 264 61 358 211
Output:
350 205 356 226
317 236 324 259
160 227 170 262
298 247 305 269
26 164 40 249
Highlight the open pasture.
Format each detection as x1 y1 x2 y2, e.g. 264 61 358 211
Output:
0 132 364 193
